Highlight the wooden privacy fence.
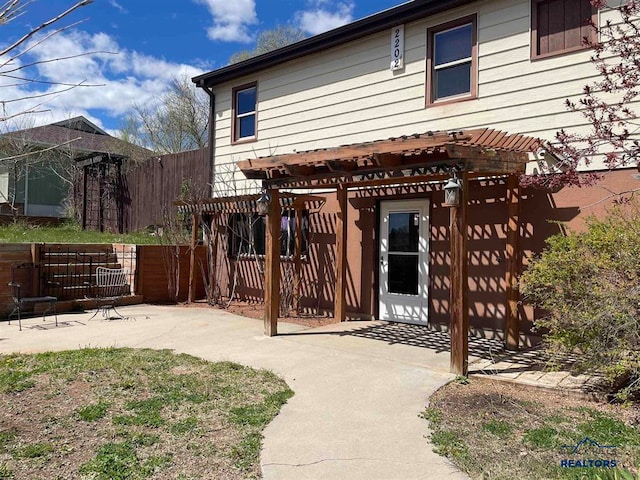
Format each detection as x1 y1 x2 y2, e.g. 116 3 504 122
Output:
75 148 210 234
136 245 207 303
0 243 208 318
0 244 33 317
123 148 210 232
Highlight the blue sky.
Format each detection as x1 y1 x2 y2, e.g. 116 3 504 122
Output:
1 0 406 134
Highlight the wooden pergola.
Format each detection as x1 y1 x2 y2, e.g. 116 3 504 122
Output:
235 129 542 375
178 192 325 311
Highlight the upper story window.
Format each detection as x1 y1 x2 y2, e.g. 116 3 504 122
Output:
531 0 596 59
427 15 477 105
232 83 257 142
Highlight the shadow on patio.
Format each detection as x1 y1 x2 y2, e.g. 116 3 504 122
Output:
324 322 597 395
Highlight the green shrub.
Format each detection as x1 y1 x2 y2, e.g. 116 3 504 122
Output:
520 201 640 397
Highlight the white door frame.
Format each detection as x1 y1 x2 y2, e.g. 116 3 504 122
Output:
378 199 430 325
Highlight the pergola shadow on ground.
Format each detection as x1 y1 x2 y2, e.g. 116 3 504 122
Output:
328 322 595 391
283 321 579 376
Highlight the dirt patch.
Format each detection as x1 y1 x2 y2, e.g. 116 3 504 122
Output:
425 377 640 479
181 299 338 329
0 348 293 479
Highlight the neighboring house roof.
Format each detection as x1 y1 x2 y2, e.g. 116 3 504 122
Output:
1 116 153 162
51 116 109 136
193 0 475 88
238 129 543 186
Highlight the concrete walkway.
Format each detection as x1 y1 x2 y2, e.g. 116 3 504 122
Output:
0 305 468 480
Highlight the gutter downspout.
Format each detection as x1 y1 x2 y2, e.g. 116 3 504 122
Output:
199 82 216 197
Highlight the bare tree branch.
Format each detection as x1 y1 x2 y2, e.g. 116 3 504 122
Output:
0 136 79 162
0 0 92 58
1 50 117 76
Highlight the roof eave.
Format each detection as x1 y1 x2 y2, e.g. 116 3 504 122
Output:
193 0 475 88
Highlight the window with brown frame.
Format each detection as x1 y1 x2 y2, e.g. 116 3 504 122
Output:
531 0 596 59
227 210 309 258
232 83 257 142
426 15 477 106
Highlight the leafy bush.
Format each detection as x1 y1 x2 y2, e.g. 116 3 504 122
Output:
520 201 640 398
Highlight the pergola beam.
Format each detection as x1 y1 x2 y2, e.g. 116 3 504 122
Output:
239 128 540 184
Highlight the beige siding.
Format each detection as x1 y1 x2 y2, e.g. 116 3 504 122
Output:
211 0 626 194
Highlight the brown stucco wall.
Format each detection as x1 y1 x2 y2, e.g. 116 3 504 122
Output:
222 168 640 342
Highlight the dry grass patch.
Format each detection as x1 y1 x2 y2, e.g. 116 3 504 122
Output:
0 348 293 479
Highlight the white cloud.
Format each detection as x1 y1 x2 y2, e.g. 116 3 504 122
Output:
194 0 258 43
109 0 128 14
0 30 209 130
296 1 354 36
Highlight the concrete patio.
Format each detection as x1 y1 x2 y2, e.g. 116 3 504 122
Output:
0 304 595 479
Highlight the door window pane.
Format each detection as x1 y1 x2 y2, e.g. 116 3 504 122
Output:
388 254 419 295
388 212 419 252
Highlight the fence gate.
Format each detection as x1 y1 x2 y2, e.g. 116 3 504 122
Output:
82 161 125 233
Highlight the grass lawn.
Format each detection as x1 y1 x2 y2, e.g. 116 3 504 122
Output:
0 348 293 479
423 377 640 480
0 221 161 244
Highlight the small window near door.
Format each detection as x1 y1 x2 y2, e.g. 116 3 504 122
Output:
232 83 257 142
227 210 308 258
531 0 596 59
426 15 477 105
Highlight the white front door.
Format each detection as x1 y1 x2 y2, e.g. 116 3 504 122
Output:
379 199 430 325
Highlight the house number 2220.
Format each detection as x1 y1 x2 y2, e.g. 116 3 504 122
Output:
391 25 404 71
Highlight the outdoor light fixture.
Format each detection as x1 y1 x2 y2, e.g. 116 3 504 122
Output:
256 189 271 215
443 171 462 207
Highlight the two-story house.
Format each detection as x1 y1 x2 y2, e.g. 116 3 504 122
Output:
189 0 638 373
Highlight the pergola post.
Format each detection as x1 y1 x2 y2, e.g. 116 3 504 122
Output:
334 185 348 322
293 206 303 314
209 214 219 303
188 212 198 304
264 189 281 336
505 174 521 350
450 171 469 376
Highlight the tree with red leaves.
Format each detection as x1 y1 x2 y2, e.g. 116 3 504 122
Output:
523 0 640 189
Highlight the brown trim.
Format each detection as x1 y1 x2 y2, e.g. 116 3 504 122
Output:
530 0 597 60
231 81 258 144
426 14 478 107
